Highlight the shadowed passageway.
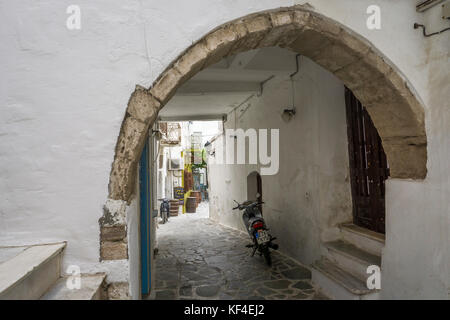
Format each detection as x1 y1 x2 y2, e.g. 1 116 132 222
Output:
149 203 327 300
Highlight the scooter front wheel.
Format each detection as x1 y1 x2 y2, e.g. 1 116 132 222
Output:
161 209 168 224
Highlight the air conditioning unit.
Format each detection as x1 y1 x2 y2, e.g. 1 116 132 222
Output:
416 0 445 12
169 158 182 170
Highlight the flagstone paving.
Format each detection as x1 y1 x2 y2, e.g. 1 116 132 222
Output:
148 202 328 300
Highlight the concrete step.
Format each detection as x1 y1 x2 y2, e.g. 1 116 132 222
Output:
312 258 380 300
41 273 107 300
0 246 28 264
340 223 384 256
324 240 381 282
0 242 66 300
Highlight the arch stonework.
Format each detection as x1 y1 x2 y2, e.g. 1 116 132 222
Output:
108 5 427 204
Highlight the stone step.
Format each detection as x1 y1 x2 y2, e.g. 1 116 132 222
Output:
324 240 381 282
340 223 384 256
312 258 379 300
0 242 66 300
0 246 28 264
41 273 107 300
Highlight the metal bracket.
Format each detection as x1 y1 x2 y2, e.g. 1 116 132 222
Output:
442 2 450 19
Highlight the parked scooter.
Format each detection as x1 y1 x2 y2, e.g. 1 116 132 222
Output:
158 198 170 224
232 199 278 266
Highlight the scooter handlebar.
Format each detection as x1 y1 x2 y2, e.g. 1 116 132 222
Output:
232 200 264 210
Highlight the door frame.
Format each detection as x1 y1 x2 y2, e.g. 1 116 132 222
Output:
139 137 152 295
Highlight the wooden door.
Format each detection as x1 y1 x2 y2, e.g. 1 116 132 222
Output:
345 88 389 234
257 174 262 200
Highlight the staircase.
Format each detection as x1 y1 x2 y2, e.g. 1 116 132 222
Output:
0 242 107 300
312 223 384 300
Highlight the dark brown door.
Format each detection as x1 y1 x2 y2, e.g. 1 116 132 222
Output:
345 87 389 234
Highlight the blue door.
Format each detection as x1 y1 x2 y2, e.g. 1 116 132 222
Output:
139 139 151 295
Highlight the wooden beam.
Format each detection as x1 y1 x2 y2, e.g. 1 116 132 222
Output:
176 80 260 96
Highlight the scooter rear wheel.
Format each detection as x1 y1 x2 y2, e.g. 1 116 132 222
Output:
262 246 272 266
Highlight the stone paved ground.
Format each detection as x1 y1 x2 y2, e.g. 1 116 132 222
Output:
149 202 328 300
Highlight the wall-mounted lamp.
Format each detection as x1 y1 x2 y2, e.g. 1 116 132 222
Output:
152 129 162 140
281 107 296 122
204 140 212 153
283 108 296 117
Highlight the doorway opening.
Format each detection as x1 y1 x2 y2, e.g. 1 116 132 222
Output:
345 88 389 234
155 120 220 220
247 171 263 212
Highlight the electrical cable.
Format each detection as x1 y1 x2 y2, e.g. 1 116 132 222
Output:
414 22 450 37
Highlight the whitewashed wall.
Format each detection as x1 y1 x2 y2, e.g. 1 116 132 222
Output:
0 0 448 299
381 3 450 299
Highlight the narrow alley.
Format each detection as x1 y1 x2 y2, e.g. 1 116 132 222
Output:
150 202 327 300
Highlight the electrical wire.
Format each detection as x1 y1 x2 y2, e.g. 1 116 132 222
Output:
414 22 450 37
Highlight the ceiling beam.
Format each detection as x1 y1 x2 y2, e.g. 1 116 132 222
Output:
176 80 260 96
158 114 227 122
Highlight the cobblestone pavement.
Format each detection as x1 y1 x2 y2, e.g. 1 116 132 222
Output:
149 202 328 300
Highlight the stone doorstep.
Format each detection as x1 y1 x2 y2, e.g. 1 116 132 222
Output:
0 242 66 299
340 223 385 256
41 273 107 300
340 223 385 243
324 240 381 282
312 258 379 298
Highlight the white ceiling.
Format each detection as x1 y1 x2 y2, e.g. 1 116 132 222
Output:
159 47 298 121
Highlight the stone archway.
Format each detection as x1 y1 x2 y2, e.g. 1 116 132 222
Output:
108 5 427 203
100 5 427 265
